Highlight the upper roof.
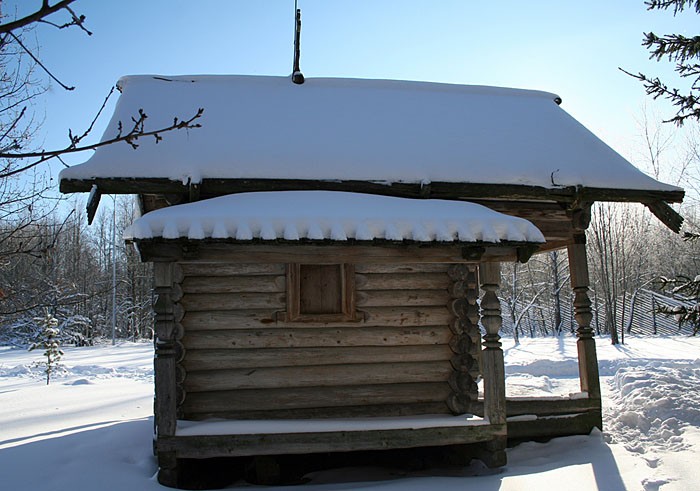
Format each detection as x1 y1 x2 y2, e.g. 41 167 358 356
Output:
59 75 680 194
124 190 545 244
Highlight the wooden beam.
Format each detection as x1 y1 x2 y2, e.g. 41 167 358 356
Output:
485 396 601 417
86 184 101 225
179 292 286 311
184 361 452 392
355 272 449 290
156 423 504 458
184 401 450 420
182 345 453 371
181 306 452 330
181 275 286 294
507 412 601 441
135 242 532 264
644 200 684 233
182 325 453 350
60 177 685 204
356 289 451 307
179 262 286 276
182 382 453 412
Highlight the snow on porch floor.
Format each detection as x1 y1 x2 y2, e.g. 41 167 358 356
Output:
176 414 487 436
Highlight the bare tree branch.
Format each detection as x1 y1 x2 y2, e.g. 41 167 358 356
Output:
0 107 204 179
37 5 92 35
7 32 74 91
0 0 78 34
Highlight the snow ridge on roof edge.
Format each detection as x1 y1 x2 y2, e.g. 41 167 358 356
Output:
116 74 563 103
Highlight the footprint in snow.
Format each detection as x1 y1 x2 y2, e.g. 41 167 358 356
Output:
642 477 671 491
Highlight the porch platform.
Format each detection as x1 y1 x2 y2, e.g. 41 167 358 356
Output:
157 414 503 458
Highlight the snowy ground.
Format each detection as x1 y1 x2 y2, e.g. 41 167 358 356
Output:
1 336 699 491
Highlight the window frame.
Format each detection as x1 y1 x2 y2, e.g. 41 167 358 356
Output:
286 263 357 322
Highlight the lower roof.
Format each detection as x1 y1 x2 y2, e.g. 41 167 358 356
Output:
125 191 545 245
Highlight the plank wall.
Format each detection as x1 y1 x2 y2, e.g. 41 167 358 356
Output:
178 262 460 419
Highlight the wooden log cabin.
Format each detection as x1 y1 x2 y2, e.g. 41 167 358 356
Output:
59 75 683 487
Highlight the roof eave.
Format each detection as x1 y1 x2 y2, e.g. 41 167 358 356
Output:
59 177 685 204
130 239 542 265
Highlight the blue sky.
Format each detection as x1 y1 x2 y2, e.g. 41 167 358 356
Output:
5 0 698 176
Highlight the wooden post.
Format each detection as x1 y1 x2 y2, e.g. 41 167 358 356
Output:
567 235 602 402
153 261 181 487
479 261 507 467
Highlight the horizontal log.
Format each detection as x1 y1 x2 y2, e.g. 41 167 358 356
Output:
146 243 471 264
360 306 453 327
355 273 449 291
535 239 572 253
179 263 285 276
184 402 450 420
182 325 453 350
530 220 573 240
507 412 601 441
157 423 502 458
182 382 453 412
180 292 285 311
466 199 569 220
468 396 602 418
354 264 449 274
181 306 452 330
185 361 452 392
183 345 454 370
356 290 451 307
182 309 278 330
139 242 525 264
181 275 285 294
505 397 601 417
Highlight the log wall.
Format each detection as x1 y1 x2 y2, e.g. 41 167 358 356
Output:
176 262 479 420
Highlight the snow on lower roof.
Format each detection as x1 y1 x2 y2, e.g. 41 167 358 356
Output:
124 191 545 243
59 75 679 193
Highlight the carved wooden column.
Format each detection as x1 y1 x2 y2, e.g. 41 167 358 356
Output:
446 264 481 414
479 261 507 467
566 204 601 409
153 261 185 487
567 235 602 401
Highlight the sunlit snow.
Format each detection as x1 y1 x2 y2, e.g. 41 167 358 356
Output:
1 336 699 490
124 190 546 244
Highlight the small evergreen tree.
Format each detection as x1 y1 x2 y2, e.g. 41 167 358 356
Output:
29 311 64 385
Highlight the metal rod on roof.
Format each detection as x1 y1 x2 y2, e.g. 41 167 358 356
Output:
292 4 305 84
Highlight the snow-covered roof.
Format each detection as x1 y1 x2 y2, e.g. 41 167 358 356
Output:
124 191 545 244
60 75 680 193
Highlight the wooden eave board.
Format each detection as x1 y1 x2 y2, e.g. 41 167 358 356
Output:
60 177 685 204
133 241 538 264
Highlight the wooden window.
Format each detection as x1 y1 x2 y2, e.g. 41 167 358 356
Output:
286 263 356 322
